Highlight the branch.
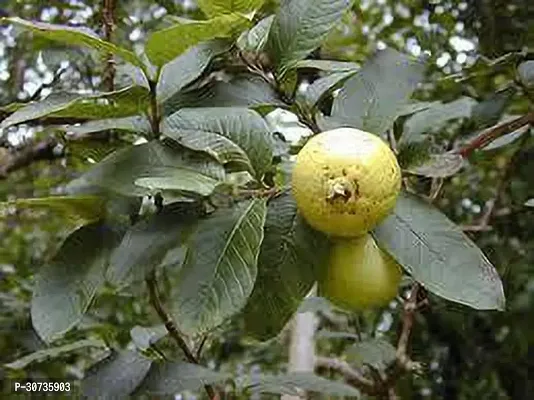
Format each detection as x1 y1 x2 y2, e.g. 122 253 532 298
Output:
315 357 375 394
0 137 64 179
102 0 117 91
457 111 534 158
146 270 217 400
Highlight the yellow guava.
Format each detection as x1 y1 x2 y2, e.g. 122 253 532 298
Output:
291 127 401 237
320 234 402 310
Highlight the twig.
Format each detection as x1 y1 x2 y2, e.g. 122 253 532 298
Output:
457 111 534 158
315 356 375 394
146 270 217 400
0 137 63 179
102 0 116 91
396 284 420 366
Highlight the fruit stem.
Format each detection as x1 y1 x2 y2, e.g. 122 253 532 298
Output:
327 177 353 202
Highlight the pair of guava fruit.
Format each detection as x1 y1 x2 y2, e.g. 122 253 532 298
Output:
291 128 403 310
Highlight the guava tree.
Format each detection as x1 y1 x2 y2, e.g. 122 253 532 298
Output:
1 0 533 398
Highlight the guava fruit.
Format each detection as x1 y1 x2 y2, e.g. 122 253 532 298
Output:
291 127 401 237
320 234 402 310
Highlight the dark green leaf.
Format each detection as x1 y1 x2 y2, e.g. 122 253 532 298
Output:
401 97 477 144
66 116 152 136
237 15 274 52
5 17 143 68
346 338 396 371
156 39 230 103
108 203 203 286
304 70 357 107
471 87 516 129
162 107 273 178
5 339 106 370
396 101 440 117
243 192 330 341
294 59 360 71
31 223 125 342
266 0 351 74
372 192 506 310
247 372 361 397
82 349 152 397
145 14 249 66
330 48 425 134
171 199 267 336
138 362 230 394
66 140 225 197
130 325 168 351
404 153 465 178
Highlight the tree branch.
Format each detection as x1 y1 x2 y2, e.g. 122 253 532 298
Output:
0 137 63 179
145 270 217 400
102 0 117 92
315 356 375 394
457 111 534 158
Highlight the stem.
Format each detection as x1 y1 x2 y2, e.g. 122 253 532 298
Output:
148 80 161 139
457 111 534 157
146 270 217 399
102 0 116 91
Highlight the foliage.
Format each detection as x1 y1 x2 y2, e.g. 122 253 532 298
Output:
0 0 533 399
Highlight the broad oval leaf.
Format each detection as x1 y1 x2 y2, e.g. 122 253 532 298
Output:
66 140 225 197
5 17 143 68
162 107 273 178
304 70 357 108
31 223 125 342
171 199 267 336
161 129 253 173
198 0 265 18
243 192 330 341
146 14 250 66
346 338 397 371
294 59 360 71
400 97 478 144
372 191 506 310
330 48 425 134
82 349 152 397
137 362 230 395
107 203 204 287
5 339 106 370
156 39 230 103
404 153 465 178
266 0 352 74
130 325 168 352
247 372 361 397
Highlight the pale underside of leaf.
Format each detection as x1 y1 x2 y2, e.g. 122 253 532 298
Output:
404 153 465 178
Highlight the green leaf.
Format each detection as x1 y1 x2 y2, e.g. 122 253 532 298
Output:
397 101 440 117
146 14 250 66
0 195 106 229
135 173 221 196
171 199 267 336
108 203 203 286
5 339 107 370
471 87 516 129
161 129 252 173
304 70 357 107
315 330 360 340
400 97 477 144
518 60 534 88
162 108 273 178
198 0 265 17
0 92 81 129
404 153 465 178
237 15 274 52
346 338 397 371
266 0 352 74
330 48 425 134
66 116 152 136
31 223 125 342
82 349 152 397
5 17 143 68
163 74 285 113
372 191 506 310
243 192 330 341
247 372 361 397
294 59 360 71
66 140 225 197
156 39 230 103
130 325 168 352
138 362 230 395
